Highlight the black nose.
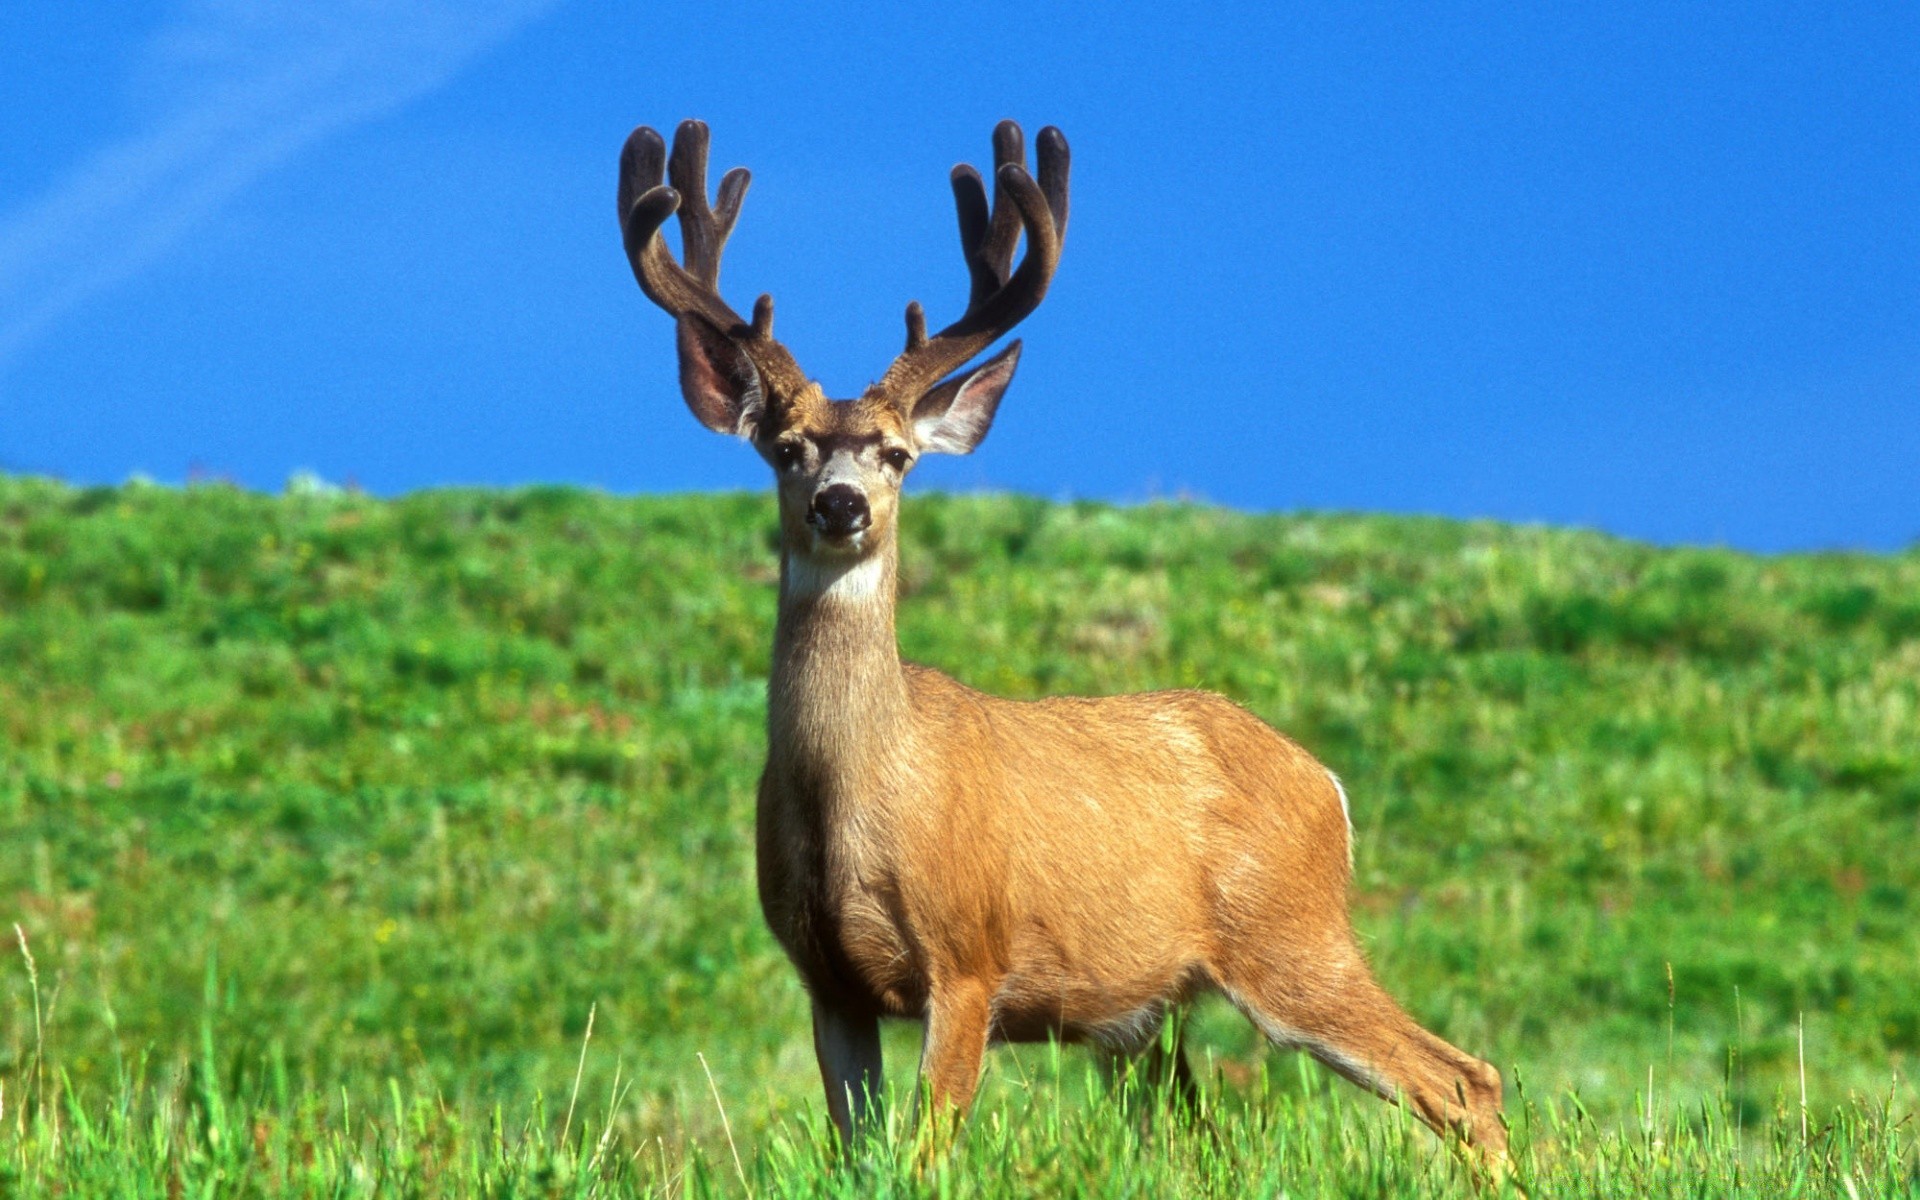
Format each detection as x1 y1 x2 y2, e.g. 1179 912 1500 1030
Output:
808 485 871 537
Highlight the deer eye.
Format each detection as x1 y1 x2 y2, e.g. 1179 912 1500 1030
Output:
772 441 804 471
882 447 912 472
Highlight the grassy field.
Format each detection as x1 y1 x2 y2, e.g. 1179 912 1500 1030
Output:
1 473 1916 1196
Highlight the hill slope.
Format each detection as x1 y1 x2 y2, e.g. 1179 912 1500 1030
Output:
1 476 1916 1195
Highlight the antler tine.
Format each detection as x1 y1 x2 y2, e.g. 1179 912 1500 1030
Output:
617 126 667 227
949 166 996 308
1035 125 1070 237
904 300 929 351
619 182 690 313
713 168 749 248
882 121 1070 401
666 121 715 283
981 120 1026 284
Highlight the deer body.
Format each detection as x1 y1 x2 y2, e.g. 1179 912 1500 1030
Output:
762 547 1350 1033
617 119 1511 1168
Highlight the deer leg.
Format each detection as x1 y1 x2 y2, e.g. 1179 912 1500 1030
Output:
812 1000 883 1146
914 978 993 1126
1224 947 1509 1161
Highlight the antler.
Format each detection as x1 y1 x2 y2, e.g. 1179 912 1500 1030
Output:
880 120 1070 402
618 119 786 355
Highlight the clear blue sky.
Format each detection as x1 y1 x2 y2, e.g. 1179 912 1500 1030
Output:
2 2 1914 551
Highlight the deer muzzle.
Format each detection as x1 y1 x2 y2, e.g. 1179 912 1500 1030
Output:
807 484 871 539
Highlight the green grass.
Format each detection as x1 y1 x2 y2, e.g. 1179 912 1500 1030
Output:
1 473 1916 1196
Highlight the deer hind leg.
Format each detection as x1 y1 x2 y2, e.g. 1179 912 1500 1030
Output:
1221 945 1509 1160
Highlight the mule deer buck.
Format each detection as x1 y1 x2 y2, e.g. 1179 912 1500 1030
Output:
616 118 1511 1170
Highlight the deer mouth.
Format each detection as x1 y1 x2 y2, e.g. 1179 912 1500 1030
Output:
807 526 869 557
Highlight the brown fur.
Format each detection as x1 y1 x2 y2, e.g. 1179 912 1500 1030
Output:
619 118 1511 1174
755 492 1506 1159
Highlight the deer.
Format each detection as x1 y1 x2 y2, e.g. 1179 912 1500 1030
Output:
616 118 1513 1175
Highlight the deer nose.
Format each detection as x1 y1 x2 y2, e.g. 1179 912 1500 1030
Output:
808 485 870 537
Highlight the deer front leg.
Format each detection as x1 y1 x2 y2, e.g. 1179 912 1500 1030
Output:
914 978 993 1126
812 1001 883 1146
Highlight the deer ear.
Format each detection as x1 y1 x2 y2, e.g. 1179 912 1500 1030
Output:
676 314 764 438
911 340 1020 456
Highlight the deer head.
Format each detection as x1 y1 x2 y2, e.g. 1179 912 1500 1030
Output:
618 120 1070 562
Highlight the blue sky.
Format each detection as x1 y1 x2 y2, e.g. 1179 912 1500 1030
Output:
1 2 1914 551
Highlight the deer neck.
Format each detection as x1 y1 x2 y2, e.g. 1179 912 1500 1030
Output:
768 538 909 786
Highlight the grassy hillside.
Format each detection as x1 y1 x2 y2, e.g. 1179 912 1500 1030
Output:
1 474 1916 1196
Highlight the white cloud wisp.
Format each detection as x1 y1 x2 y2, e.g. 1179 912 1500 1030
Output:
0 0 561 373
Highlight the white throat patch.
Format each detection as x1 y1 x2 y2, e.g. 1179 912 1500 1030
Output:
784 553 887 603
